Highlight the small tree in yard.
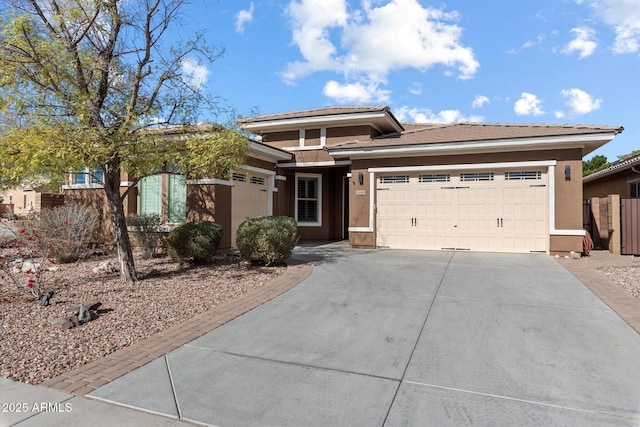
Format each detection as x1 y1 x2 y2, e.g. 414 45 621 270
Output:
0 1 249 283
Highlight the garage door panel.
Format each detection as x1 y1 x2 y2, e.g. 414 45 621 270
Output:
376 169 548 253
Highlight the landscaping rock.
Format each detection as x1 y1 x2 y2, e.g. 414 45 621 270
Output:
49 315 79 330
21 261 40 273
92 260 117 274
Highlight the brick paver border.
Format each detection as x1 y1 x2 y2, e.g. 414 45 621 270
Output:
39 259 313 396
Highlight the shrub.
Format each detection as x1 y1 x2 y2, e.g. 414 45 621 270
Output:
29 203 99 263
166 221 223 262
127 214 163 259
236 216 298 266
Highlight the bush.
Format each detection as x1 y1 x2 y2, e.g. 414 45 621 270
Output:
127 214 163 259
29 203 99 263
166 221 222 262
236 216 298 266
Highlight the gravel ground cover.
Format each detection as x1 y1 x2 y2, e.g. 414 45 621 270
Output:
1 251 284 385
600 265 640 299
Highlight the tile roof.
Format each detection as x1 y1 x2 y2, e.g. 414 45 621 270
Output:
238 106 390 123
330 122 623 149
583 155 640 182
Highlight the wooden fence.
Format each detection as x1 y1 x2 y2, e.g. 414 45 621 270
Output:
621 198 640 255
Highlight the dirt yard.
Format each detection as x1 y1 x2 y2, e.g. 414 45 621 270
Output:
1 251 284 385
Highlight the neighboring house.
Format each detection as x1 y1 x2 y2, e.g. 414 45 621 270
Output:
582 155 640 255
64 106 623 256
583 155 640 199
239 106 622 256
0 186 64 217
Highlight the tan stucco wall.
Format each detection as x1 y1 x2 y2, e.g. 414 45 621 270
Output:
348 168 371 229
347 148 585 253
549 235 583 255
260 130 298 149
186 183 232 251
349 231 375 248
584 169 640 198
259 125 374 149
1 188 38 216
553 159 583 231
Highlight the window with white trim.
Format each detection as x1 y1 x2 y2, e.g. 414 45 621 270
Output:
250 176 265 186
232 172 246 182
379 175 410 184
296 173 322 226
505 171 542 180
419 174 450 183
460 172 494 182
139 172 187 223
72 167 104 185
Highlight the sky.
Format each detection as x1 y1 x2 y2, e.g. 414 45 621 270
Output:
177 0 639 161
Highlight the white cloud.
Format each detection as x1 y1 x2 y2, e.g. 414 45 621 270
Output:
561 88 603 113
394 106 483 123
577 0 640 53
283 0 479 101
508 34 546 54
181 59 210 90
555 111 566 119
472 95 490 108
323 80 391 103
408 82 422 95
563 27 597 58
235 3 255 34
514 92 544 116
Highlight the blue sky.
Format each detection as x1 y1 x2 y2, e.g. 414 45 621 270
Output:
178 0 639 161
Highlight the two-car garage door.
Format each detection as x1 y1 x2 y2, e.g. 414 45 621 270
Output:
376 169 548 253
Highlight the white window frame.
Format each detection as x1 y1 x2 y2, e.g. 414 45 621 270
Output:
295 172 322 227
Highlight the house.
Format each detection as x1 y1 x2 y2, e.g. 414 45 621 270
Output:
239 106 622 256
65 106 623 256
0 185 64 217
583 155 640 199
63 132 292 250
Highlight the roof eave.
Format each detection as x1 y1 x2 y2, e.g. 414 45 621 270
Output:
239 110 404 134
249 141 292 162
328 132 619 159
583 157 640 183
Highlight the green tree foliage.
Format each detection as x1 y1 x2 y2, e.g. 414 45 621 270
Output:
583 155 610 176
0 1 249 282
618 149 640 161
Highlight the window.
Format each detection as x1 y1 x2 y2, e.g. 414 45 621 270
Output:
419 174 450 183
139 173 187 223
296 173 322 226
250 176 265 185
379 175 410 184
505 171 542 180
232 173 246 182
460 172 494 182
631 181 640 199
72 167 104 185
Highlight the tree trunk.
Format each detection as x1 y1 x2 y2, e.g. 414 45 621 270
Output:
103 161 137 283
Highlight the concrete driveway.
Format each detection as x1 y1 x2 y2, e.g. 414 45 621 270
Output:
87 244 640 426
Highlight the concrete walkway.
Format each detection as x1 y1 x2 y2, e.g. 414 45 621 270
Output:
2 244 639 426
